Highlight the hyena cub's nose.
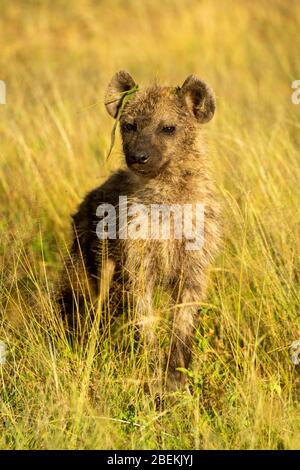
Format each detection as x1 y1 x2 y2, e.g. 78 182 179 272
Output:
131 152 149 164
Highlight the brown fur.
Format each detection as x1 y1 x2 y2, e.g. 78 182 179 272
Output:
57 71 221 391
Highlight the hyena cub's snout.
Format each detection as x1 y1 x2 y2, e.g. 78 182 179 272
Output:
127 150 149 165
123 133 152 169
123 127 169 177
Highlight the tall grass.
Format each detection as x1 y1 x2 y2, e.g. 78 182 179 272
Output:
0 0 300 449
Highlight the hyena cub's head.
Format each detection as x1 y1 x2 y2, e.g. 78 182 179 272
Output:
105 70 215 178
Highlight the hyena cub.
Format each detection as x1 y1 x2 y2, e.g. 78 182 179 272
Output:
58 71 220 391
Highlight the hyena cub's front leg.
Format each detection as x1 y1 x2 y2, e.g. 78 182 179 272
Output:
127 254 161 381
134 282 169 395
129 270 157 348
166 281 205 391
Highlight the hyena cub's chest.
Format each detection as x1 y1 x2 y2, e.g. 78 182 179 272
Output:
117 197 205 281
96 194 205 279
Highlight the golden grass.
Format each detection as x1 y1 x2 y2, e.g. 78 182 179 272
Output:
0 0 300 449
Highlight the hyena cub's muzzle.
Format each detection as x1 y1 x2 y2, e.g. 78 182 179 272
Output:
124 136 164 177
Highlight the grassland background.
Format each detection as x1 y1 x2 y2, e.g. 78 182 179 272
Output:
0 0 300 449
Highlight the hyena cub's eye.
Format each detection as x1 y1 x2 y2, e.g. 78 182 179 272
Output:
122 122 137 132
161 125 176 134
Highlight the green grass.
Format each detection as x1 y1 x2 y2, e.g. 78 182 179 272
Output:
0 0 300 449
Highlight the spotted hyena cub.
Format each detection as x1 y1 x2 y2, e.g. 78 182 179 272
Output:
58 71 220 391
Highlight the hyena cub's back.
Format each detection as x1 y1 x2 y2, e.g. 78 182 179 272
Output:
59 71 220 391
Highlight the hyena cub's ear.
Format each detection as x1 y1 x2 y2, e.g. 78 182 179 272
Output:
105 70 136 118
180 75 216 123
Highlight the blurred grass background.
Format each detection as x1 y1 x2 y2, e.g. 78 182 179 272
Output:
0 0 300 449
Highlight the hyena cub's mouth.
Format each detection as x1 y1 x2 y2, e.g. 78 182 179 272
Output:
130 165 155 177
131 166 148 174
131 158 172 177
